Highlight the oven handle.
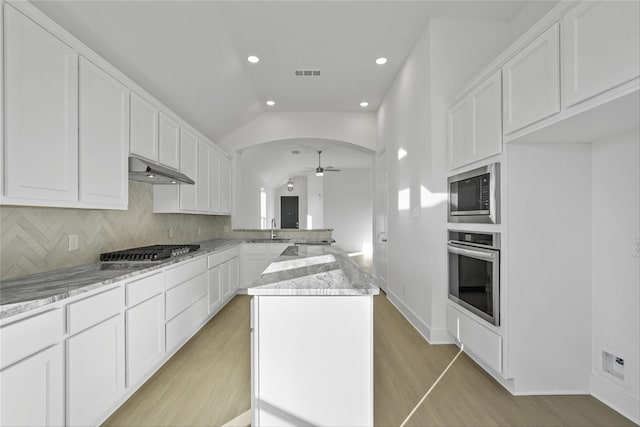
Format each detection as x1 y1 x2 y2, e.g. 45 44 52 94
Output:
447 244 497 261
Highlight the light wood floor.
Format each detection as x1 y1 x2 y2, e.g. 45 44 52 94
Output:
103 294 636 427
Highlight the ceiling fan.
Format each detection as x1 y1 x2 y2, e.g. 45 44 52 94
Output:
306 151 340 176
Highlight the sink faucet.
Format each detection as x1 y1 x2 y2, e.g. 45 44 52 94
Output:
271 218 277 240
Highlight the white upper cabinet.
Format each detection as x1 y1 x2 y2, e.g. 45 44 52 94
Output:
503 24 560 135
219 157 232 214
130 93 159 162
448 70 502 169
197 141 211 213
561 1 640 109
447 99 473 169
472 71 502 161
158 113 180 170
179 129 198 212
3 5 78 204
209 151 221 213
79 58 129 209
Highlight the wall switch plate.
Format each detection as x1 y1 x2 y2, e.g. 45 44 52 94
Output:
412 207 420 218
168 227 174 238
633 237 640 258
68 234 79 251
224 225 229 233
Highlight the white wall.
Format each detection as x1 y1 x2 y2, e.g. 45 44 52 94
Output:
376 18 512 342
323 168 372 253
591 130 640 423
274 175 307 229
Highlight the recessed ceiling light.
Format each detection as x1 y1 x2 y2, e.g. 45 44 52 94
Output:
360 101 369 108
247 55 260 63
376 57 388 65
266 100 276 106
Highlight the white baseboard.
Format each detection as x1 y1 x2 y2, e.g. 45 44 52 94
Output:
385 291 454 345
591 373 640 425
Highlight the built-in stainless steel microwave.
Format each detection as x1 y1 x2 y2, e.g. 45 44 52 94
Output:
448 163 500 224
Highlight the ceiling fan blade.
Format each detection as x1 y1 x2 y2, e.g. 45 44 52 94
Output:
325 169 341 172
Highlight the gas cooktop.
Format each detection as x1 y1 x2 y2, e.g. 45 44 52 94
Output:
100 244 200 262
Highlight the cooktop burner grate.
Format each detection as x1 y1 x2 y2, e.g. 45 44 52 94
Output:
100 244 200 262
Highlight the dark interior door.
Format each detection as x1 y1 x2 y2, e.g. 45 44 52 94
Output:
281 196 299 229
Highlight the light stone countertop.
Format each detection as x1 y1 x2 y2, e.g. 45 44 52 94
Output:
0 238 334 320
246 245 380 296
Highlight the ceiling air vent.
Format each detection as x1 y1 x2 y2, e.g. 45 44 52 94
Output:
294 70 321 76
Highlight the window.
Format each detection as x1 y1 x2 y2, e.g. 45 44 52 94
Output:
260 187 267 229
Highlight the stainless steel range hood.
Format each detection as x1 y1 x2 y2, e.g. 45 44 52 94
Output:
128 157 195 185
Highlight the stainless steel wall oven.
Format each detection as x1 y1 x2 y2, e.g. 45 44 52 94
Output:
448 230 500 326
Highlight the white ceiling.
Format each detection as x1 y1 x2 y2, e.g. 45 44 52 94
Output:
238 139 373 188
32 0 535 143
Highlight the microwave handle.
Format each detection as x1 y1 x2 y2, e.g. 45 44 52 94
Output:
448 245 496 262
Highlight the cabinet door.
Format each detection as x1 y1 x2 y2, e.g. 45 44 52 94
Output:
447 99 472 169
562 1 640 108
231 257 240 292
219 157 231 214
242 255 268 287
222 261 232 298
126 294 164 387
209 151 221 212
158 113 180 170
503 24 560 135
197 142 210 212
67 315 125 427
130 93 158 162
79 58 129 209
472 70 502 161
208 265 222 312
0 345 64 427
4 5 78 203
179 129 198 211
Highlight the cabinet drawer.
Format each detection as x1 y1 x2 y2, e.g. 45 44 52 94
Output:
165 257 206 290
165 296 207 351
207 251 223 269
0 309 64 369
126 272 164 307
165 273 207 321
67 286 124 335
459 314 502 373
223 247 240 261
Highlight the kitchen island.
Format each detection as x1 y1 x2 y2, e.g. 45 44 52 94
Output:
247 245 379 427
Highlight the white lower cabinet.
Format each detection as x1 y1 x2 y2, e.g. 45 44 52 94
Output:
208 264 222 313
166 296 208 352
0 345 64 427
447 304 502 374
241 243 289 286
126 294 165 387
66 314 125 427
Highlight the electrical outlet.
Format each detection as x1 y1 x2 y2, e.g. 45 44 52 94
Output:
196 226 201 235
68 234 79 251
224 225 229 233
168 227 174 238
634 237 640 258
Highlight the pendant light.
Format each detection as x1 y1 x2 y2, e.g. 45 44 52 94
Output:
287 178 294 192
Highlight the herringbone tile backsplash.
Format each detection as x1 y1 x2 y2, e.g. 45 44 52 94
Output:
0 181 231 280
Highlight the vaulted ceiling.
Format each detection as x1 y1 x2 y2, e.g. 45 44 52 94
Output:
31 1 543 144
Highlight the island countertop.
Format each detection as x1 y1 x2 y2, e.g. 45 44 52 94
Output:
246 245 380 296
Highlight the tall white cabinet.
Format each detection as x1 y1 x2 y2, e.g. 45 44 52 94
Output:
3 5 78 204
502 24 560 134
561 0 640 108
79 58 129 209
